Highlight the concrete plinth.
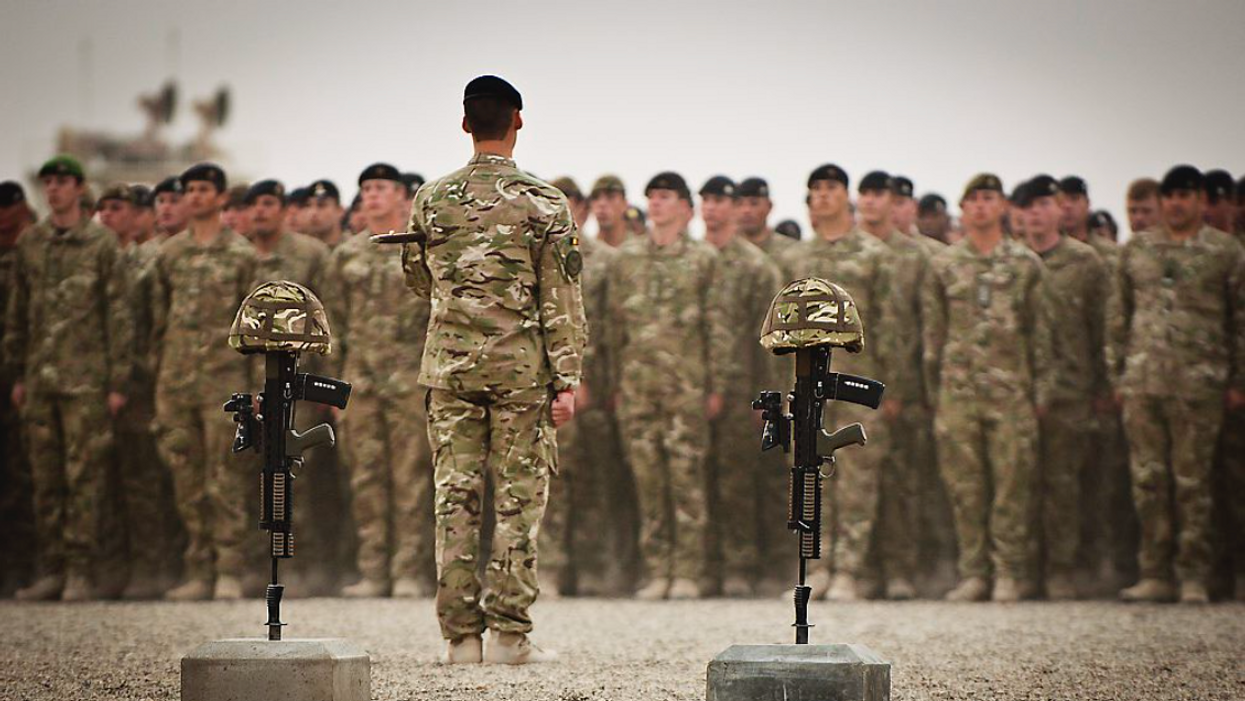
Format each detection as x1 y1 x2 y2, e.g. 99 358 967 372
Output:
706 644 890 701
181 638 370 701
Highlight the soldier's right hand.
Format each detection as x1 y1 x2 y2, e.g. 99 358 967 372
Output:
552 390 576 427
10 382 23 410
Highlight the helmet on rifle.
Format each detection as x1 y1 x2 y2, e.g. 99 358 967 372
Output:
759 277 864 354
229 280 332 355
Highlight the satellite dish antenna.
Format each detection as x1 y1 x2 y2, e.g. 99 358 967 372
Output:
138 81 178 138
157 82 178 124
195 86 230 128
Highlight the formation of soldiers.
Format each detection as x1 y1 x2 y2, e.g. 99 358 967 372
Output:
1 154 1242 605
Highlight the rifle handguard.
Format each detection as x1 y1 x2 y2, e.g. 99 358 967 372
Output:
369 231 425 245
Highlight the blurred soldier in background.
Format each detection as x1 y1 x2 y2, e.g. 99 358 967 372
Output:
736 177 796 263
330 163 434 599
774 219 802 241
1203 170 1235 233
857 170 930 600
698 175 782 597
303 179 347 249
923 174 1050 603
7 157 132 602
151 163 258 601
1019 175 1108 600
1109 165 1245 604
917 194 951 244
624 205 647 238
1125 178 1162 235
153 176 189 238
590 175 631 249
607 171 727 600
222 184 253 239
778 165 895 602
0 181 37 596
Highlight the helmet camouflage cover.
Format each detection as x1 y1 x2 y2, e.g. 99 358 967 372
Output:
229 280 332 355
759 277 865 354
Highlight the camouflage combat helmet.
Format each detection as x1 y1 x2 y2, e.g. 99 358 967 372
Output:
759 277 865 354
229 280 332 355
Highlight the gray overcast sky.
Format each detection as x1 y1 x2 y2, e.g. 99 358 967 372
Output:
2 0 1243 235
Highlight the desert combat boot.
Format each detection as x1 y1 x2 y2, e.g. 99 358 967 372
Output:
1119 578 1176 603
484 631 558 665
444 634 483 664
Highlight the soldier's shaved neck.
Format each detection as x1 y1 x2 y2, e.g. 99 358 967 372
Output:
811 211 853 241
366 209 405 235
252 227 284 255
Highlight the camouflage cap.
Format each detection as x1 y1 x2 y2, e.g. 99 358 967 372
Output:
97 183 136 206
961 173 1004 202
0 181 27 208
229 280 333 356
38 155 85 182
590 174 626 198
552 176 585 201
760 277 864 355
225 184 251 210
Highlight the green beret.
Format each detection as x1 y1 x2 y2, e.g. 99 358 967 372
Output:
38 155 85 182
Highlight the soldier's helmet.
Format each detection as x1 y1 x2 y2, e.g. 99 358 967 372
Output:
759 277 865 355
229 280 332 355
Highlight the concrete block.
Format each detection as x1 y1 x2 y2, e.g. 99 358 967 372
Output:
706 643 890 701
182 638 370 701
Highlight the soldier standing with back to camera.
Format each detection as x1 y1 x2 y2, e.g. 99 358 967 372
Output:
7 157 132 602
1109 165 1245 604
400 75 586 664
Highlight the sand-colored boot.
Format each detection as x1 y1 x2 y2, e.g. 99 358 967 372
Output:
1178 581 1209 605
826 574 858 602
991 577 1020 603
1119 578 1175 603
213 575 244 601
1045 574 1078 601
635 578 670 601
15 575 65 602
484 631 557 665
443 634 483 664
341 578 389 598
537 572 562 600
164 579 213 602
667 578 702 600
392 578 434 599
805 570 832 601
885 578 917 601
60 573 96 602
722 576 753 598
944 577 990 602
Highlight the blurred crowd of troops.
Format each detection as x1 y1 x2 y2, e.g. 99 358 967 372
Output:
0 154 1241 605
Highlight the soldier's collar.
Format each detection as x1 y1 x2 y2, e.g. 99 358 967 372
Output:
468 153 516 168
41 215 91 242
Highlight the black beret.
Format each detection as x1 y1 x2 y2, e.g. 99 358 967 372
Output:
0 181 27 207
645 171 691 201
917 194 947 215
1089 210 1117 231
38 155 85 182
308 179 341 203
464 75 523 110
1018 174 1060 208
287 187 311 206
1058 176 1088 197
131 184 154 209
1204 169 1234 203
154 176 184 197
808 163 849 190
625 206 646 224
737 177 769 199
358 162 403 186
1160 165 1204 196
699 175 737 199
400 172 425 196
892 176 914 199
775 219 802 240
858 170 893 193
245 179 286 206
180 162 227 192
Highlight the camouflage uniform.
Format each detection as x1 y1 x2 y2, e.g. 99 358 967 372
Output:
922 237 1051 581
401 153 586 639
704 236 783 589
867 230 931 585
3 217 132 581
777 228 895 578
0 242 34 590
605 230 728 585
540 234 625 592
1107 225 1245 584
1032 236 1108 579
324 229 434 587
251 231 347 582
151 226 257 583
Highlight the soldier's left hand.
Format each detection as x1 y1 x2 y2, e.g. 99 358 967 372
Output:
107 392 128 417
1227 389 1245 410
552 390 576 427
705 393 724 420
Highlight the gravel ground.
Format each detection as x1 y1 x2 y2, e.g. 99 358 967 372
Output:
1 597 1242 700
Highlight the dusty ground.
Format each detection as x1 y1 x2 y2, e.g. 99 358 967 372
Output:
1 596 1242 700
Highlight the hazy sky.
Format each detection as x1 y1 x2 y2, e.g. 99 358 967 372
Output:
3 0 1243 236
